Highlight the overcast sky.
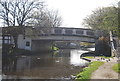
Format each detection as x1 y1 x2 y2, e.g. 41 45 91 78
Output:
46 0 118 28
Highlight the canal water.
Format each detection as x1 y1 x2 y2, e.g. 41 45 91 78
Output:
2 49 89 80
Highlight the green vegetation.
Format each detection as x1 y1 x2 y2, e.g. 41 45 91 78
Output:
112 63 120 73
83 7 118 36
80 42 94 47
53 46 59 51
51 46 59 51
84 56 111 59
99 56 112 59
83 56 95 59
76 61 104 81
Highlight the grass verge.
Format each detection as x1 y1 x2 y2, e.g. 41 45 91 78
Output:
76 61 104 81
99 56 112 59
112 63 120 73
83 56 95 59
83 56 111 59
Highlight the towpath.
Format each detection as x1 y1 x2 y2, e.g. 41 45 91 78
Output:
90 57 119 80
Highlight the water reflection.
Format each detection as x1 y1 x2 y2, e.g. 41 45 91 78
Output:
2 49 89 79
70 50 89 66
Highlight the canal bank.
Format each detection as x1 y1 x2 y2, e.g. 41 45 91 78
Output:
75 57 119 81
76 61 104 80
91 62 119 80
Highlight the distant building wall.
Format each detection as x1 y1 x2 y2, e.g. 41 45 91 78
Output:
17 34 32 50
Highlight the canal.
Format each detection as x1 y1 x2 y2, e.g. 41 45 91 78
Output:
2 49 89 80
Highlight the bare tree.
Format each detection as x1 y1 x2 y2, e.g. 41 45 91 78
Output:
0 0 44 49
0 0 44 26
0 0 62 49
0 1 10 26
46 10 62 27
27 9 62 27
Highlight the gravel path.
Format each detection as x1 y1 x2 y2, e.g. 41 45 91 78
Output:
91 62 118 79
90 57 119 80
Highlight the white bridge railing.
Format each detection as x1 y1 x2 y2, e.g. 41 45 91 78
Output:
26 27 95 38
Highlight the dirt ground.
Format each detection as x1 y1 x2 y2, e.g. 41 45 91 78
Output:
90 57 119 80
